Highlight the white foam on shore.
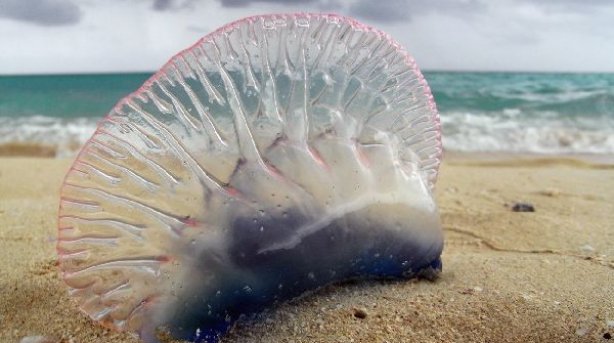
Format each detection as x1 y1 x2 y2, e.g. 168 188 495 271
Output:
0 116 98 157
1 111 614 157
441 111 614 154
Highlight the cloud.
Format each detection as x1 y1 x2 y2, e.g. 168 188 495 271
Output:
349 0 411 22
152 0 173 11
349 0 485 23
2 0 613 73
211 0 484 22
0 0 81 26
524 0 614 7
512 0 612 16
218 0 317 7
151 0 197 11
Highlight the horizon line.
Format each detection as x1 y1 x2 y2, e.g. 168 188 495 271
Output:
2 69 614 77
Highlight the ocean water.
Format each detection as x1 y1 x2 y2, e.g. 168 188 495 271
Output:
0 73 151 156
1 72 613 157
428 72 614 155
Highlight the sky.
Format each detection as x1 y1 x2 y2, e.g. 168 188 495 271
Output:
1 0 613 74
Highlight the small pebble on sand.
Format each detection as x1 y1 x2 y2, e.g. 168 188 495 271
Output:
353 308 368 319
511 202 535 212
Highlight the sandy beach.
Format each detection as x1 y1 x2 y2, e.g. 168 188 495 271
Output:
1 154 612 343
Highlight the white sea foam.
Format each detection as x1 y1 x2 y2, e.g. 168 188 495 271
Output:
441 111 614 154
1 111 614 157
0 116 98 157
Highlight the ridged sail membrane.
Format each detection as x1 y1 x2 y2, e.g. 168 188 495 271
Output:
57 13 443 343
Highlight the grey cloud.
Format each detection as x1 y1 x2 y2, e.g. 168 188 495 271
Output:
151 0 197 11
349 0 486 23
187 24 209 33
153 0 173 10
219 0 317 7
0 0 81 26
518 0 614 15
213 0 484 21
163 0 487 22
524 0 614 6
349 0 411 22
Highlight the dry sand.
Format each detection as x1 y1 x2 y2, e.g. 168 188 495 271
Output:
0 155 612 343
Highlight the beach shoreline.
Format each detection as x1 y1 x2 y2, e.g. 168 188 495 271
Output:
0 154 612 342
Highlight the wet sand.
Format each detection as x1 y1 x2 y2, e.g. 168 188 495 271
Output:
0 155 612 342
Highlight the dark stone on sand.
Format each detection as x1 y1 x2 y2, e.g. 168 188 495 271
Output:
353 308 368 319
511 202 535 212
604 332 612 340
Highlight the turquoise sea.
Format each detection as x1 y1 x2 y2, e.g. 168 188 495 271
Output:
1 72 613 156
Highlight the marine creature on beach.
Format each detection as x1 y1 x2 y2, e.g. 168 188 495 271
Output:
57 13 443 342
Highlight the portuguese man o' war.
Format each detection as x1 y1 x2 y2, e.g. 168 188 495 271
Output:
57 13 443 343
